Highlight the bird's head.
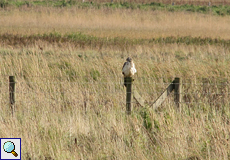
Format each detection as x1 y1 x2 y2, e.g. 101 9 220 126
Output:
126 57 132 62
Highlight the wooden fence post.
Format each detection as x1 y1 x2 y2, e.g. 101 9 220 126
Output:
174 77 181 108
133 90 145 107
151 82 174 110
125 77 133 115
9 76 16 115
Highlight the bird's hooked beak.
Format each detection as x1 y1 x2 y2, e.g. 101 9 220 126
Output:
126 57 132 62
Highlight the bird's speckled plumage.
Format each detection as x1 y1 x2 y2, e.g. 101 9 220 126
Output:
122 57 137 77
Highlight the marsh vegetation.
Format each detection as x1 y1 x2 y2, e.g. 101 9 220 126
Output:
0 1 230 159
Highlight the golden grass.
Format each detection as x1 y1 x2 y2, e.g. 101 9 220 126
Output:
0 6 230 160
0 42 230 159
1 7 230 39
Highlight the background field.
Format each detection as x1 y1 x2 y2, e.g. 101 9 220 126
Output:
0 1 230 159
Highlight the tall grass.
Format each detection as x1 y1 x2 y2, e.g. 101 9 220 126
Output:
0 42 230 159
1 7 230 39
0 4 230 160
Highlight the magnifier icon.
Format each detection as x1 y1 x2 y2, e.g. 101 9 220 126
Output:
3 141 18 157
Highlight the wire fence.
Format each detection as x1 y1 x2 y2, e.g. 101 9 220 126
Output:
1 75 230 113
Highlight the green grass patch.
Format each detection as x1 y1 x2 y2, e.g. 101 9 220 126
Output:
1 0 230 16
1 33 230 49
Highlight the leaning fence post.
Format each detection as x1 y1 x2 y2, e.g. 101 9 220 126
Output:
9 76 16 115
125 77 133 115
174 77 181 108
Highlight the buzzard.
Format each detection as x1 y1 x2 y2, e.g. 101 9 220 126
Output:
122 57 136 87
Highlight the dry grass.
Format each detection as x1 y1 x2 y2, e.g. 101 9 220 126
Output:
4 0 230 5
0 42 230 159
1 7 230 39
0 6 230 160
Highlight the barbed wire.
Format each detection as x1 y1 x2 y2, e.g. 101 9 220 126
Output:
1 81 230 86
1 74 230 80
1 75 230 86
1 90 230 96
1 100 229 107
1 75 230 108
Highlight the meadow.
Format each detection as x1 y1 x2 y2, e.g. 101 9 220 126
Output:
0 1 230 159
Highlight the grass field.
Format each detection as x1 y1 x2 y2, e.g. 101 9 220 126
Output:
0 2 230 160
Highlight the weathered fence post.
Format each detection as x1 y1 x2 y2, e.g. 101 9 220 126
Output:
125 77 133 115
174 77 181 108
133 90 145 107
9 76 16 115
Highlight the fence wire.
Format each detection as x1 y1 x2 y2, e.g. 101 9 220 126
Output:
1 76 230 110
1 80 230 85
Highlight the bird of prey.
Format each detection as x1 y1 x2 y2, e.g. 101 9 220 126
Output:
122 57 137 87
